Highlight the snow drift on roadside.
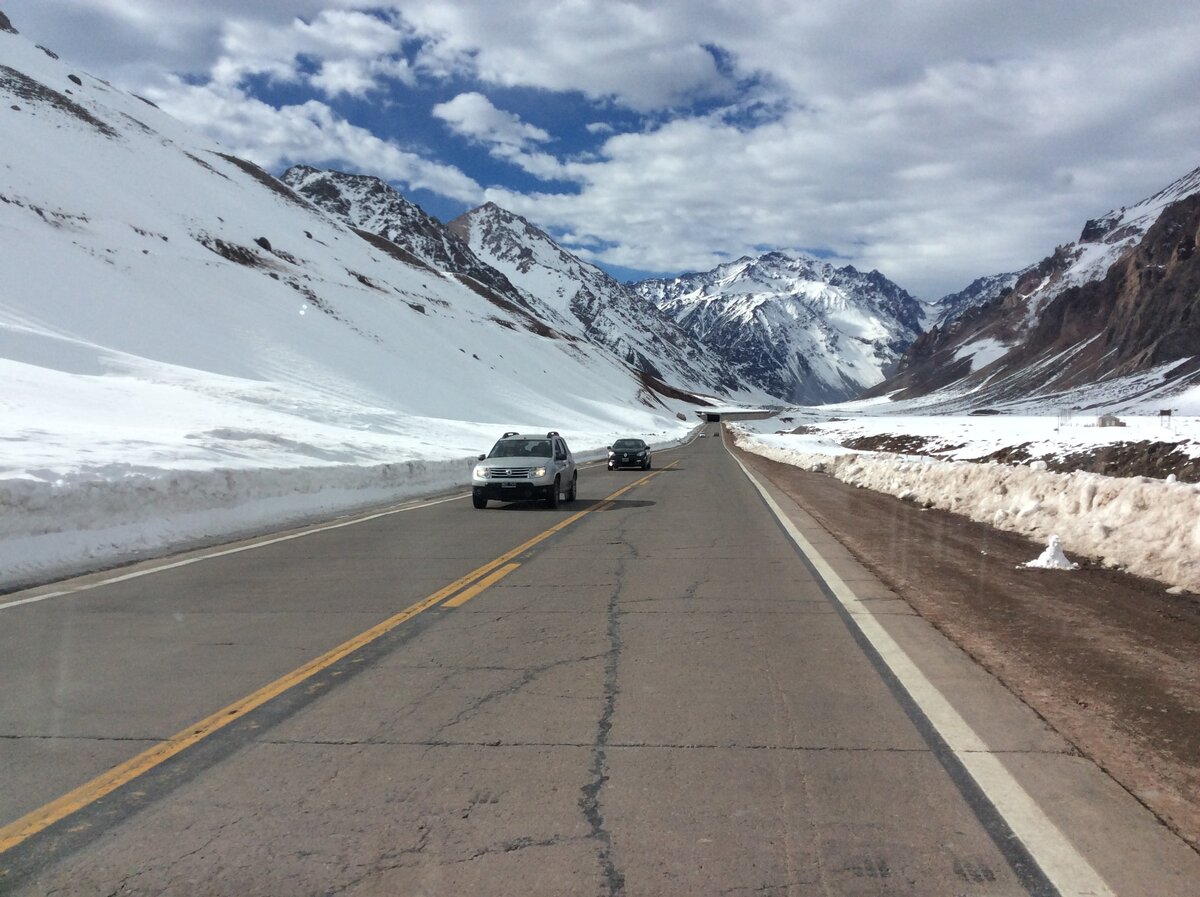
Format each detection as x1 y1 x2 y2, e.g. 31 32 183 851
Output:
0 459 472 588
736 430 1200 594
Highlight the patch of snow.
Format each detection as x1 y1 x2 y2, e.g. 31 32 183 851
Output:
1022 534 1078 571
952 337 1010 371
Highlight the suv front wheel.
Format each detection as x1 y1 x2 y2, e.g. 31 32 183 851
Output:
546 476 561 509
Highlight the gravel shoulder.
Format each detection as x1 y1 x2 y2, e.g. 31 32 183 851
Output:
734 440 1200 855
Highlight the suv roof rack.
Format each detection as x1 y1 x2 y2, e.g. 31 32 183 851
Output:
501 431 519 438
546 430 559 437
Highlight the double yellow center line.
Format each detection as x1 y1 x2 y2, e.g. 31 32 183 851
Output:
0 464 671 855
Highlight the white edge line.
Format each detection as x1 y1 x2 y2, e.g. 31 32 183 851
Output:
0 492 466 612
729 448 1114 897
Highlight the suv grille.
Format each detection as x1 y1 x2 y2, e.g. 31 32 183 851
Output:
485 467 535 479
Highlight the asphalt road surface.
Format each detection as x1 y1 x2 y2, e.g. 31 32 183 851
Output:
1 429 1197 896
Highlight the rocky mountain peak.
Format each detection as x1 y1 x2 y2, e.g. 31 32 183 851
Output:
636 250 923 404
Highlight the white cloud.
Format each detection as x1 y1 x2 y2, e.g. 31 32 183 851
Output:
432 92 550 150
402 0 735 110
210 9 412 97
8 3 413 97
146 79 482 202
4 1 339 83
294 8 405 57
431 92 570 180
310 56 415 98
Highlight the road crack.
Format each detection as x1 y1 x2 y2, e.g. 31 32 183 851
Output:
579 543 633 896
424 651 607 742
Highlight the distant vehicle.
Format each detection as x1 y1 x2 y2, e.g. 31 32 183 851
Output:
699 433 707 438
472 431 577 509
608 438 652 470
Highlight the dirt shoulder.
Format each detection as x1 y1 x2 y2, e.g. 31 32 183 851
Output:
733 441 1200 854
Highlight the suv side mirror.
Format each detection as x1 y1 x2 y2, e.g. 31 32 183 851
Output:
477 453 486 461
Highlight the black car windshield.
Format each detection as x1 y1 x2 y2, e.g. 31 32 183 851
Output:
612 439 645 450
489 439 552 458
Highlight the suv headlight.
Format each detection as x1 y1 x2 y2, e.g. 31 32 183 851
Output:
532 466 547 478
473 465 489 479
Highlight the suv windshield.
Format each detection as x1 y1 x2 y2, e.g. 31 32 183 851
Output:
613 439 644 449
489 439 552 458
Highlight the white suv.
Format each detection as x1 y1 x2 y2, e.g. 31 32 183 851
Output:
472 431 578 509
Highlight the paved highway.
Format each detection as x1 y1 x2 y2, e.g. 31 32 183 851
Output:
1 429 1196 895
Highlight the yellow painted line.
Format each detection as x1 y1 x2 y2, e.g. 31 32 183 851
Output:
0 464 673 855
443 563 520 608
0 587 448 854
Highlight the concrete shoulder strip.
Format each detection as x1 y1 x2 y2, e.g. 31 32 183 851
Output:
730 450 1114 897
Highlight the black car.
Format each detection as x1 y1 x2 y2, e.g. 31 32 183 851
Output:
607 438 651 470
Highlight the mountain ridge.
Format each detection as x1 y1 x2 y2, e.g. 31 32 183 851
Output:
869 164 1200 407
635 252 924 404
448 200 758 398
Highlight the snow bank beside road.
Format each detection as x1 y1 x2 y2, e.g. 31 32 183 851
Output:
0 428 702 593
737 431 1200 594
0 458 475 591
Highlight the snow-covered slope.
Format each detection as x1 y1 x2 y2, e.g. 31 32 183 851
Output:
635 252 924 404
0 21 700 588
279 166 569 329
448 202 760 400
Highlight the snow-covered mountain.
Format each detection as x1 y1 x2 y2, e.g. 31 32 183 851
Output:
872 165 1200 407
447 202 758 400
634 252 924 404
0 16 704 586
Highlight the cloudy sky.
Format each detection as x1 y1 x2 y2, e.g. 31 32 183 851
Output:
8 1 1200 298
